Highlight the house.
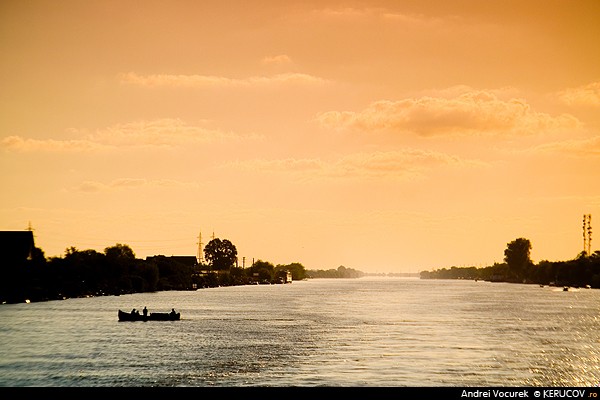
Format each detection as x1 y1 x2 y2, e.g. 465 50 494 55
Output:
0 230 35 265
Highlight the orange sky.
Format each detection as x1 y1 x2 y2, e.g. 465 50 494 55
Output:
1 0 599 272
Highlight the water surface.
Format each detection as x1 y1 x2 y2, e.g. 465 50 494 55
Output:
0 278 598 386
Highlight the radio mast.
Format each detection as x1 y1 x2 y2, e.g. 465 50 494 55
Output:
587 215 592 256
197 231 204 264
583 214 592 256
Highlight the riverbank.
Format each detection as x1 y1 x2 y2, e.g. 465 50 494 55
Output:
419 254 600 290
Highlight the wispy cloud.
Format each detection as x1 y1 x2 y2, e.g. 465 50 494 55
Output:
317 89 581 137
327 150 485 180
119 72 329 88
75 178 201 193
311 7 443 27
0 136 109 152
225 149 484 181
1 119 258 153
86 119 251 146
262 54 293 66
533 136 600 157
555 81 600 107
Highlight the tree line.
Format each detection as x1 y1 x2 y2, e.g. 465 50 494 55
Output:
420 237 600 289
0 237 310 304
306 265 365 278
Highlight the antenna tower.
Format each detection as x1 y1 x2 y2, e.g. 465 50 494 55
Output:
26 221 35 238
583 214 592 256
588 215 592 256
197 231 204 264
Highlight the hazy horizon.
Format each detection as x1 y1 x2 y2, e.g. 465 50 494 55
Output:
1 0 599 273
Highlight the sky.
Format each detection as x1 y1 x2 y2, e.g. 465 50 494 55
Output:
1 0 599 273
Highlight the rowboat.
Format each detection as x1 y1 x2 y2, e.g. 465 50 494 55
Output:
118 309 180 321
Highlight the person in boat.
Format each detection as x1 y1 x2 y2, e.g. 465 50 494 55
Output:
143 306 148 317
131 308 137 315
170 308 176 317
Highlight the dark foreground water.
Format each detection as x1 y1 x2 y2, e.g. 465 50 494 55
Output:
0 277 599 387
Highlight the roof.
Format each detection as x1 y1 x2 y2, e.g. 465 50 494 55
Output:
0 231 35 262
146 255 198 266
169 256 198 266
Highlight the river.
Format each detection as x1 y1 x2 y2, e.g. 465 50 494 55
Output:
0 277 599 387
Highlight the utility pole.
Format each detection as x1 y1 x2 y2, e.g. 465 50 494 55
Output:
197 231 204 265
588 215 592 256
583 215 587 255
583 214 592 256
26 221 35 239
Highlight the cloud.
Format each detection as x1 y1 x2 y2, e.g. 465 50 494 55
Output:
381 11 444 26
1 119 257 152
555 82 600 107
119 72 329 88
225 149 483 181
0 136 109 152
317 90 581 137
418 85 522 99
262 54 293 66
86 118 249 146
312 7 441 27
75 178 201 193
231 157 324 173
328 150 484 179
533 136 600 157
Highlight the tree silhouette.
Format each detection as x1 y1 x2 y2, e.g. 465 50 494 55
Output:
104 243 136 261
204 238 238 271
504 238 532 280
251 259 275 281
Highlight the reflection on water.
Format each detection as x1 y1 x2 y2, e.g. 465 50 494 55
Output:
0 278 599 386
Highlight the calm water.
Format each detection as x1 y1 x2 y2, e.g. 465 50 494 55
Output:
0 277 599 387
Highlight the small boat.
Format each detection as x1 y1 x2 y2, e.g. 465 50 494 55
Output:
118 309 180 322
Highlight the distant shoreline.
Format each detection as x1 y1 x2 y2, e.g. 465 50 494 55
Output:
364 272 421 278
